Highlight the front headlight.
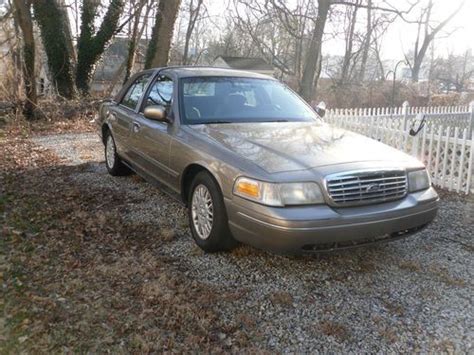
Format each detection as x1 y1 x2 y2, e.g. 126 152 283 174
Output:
408 169 431 192
233 177 324 206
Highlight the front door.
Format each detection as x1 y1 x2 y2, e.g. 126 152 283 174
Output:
130 74 178 186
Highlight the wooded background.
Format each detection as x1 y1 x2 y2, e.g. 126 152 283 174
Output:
0 0 473 120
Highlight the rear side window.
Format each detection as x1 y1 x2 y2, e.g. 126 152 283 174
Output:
121 74 151 110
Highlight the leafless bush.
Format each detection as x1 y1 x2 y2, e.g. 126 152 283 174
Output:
307 79 473 109
34 97 99 121
430 92 474 106
0 57 23 118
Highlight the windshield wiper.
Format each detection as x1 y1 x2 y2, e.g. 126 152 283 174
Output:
200 120 233 124
196 119 291 124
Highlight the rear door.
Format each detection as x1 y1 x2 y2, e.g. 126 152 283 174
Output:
111 73 152 159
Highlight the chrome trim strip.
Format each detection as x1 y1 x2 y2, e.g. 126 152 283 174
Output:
330 186 406 197
328 180 406 192
327 176 407 187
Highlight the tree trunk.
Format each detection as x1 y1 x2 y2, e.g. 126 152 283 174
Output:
412 32 432 83
340 4 358 84
33 0 76 98
57 0 77 65
76 0 125 94
358 0 372 82
12 0 37 119
10 10 23 100
410 0 465 82
124 0 147 83
411 56 421 82
374 43 385 80
298 0 330 102
182 0 204 65
145 0 181 69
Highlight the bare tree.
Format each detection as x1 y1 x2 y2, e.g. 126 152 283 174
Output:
406 0 465 82
0 5 22 101
334 0 419 84
145 0 182 68
357 0 372 82
182 0 205 65
124 0 153 83
232 0 296 75
268 0 313 77
431 50 474 93
232 0 406 100
339 1 360 84
232 0 319 81
12 0 37 118
299 0 330 102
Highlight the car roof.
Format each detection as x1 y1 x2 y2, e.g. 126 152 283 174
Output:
114 67 276 102
158 66 276 80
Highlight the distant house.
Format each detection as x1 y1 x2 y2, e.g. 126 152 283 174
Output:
213 56 274 76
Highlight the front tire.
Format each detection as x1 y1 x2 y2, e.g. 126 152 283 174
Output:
188 172 237 252
104 132 131 176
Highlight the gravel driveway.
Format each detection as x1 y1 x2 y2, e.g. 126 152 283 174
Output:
31 132 474 352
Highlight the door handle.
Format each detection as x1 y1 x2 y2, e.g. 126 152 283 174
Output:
132 122 141 133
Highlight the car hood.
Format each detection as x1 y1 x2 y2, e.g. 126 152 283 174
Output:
190 122 418 174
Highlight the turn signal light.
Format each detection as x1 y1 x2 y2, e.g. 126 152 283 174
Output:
235 179 260 198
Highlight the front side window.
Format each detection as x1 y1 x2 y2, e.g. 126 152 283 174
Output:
179 77 317 124
143 75 174 109
121 73 151 110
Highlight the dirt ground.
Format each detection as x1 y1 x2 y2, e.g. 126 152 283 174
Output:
1 121 473 353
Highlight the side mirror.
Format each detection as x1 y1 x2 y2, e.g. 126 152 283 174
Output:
144 105 169 122
409 113 426 136
314 101 327 118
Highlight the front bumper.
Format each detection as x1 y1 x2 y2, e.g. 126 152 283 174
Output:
225 187 439 254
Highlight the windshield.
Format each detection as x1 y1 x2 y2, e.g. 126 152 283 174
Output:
179 77 317 124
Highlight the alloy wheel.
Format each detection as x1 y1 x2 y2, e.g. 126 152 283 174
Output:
106 135 116 169
191 184 214 240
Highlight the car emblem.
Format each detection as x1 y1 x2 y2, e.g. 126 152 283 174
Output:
366 184 381 193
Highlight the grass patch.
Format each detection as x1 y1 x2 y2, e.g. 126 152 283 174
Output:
428 266 466 287
398 259 466 287
382 299 405 317
231 244 264 258
398 260 423 273
378 326 398 344
318 320 350 342
269 291 293 307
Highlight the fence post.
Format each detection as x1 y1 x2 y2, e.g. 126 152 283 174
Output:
402 101 409 131
469 101 474 139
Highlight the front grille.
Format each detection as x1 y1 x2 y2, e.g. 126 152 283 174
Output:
326 170 407 207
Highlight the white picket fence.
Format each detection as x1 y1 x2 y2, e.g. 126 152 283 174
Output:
325 102 474 194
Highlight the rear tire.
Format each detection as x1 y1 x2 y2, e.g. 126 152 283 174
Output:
104 132 131 176
188 171 238 252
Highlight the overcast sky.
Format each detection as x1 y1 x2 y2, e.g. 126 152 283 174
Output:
367 0 473 60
